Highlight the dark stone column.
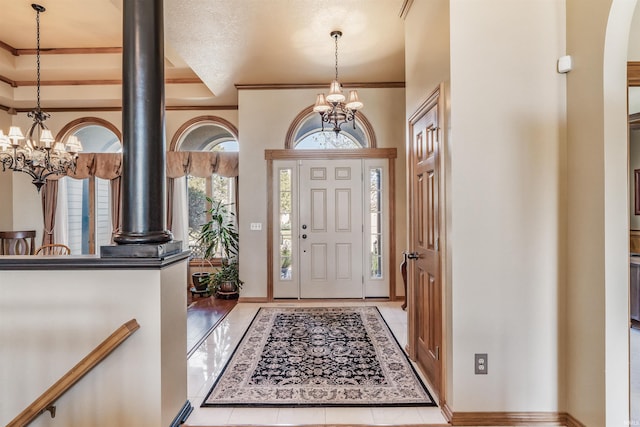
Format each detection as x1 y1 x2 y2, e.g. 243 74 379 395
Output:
104 0 179 257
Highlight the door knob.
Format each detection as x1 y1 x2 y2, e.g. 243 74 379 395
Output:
406 252 419 260
302 234 307 239
302 224 307 230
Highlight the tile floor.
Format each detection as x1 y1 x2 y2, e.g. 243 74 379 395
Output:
184 300 640 426
184 301 448 426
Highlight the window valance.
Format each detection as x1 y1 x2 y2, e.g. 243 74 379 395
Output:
45 151 239 180
166 151 239 178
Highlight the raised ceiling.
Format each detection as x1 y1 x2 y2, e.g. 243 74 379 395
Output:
0 0 406 109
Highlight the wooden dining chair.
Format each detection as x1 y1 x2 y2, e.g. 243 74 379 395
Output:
35 243 72 256
0 230 36 255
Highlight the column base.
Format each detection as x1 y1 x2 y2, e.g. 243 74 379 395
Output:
114 230 174 245
101 241 183 259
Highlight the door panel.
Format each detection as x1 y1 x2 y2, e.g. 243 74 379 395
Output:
409 100 442 400
311 189 327 231
310 243 328 280
299 159 363 298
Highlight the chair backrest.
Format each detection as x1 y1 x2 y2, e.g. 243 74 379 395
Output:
35 243 71 256
0 230 36 255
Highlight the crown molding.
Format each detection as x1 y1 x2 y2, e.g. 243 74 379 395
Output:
0 105 237 113
235 82 405 90
0 40 122 56
17 47 122 56
0 76 203 87
399 0 414 19
0 40 18 56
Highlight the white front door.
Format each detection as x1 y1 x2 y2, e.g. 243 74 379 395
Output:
298 159 364 298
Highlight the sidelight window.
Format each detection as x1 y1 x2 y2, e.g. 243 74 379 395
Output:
369 167 383 279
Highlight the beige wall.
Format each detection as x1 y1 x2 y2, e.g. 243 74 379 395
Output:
447 0 566 412
404 0 451 116
0 110 12 230
0 260 188 427
238 87 406 298
404 0 453 406
565 0 636 425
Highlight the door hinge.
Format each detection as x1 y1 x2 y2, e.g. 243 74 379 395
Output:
436 346 440 360
435 237 439 252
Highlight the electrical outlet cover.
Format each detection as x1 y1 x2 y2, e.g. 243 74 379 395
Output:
475 353 488 375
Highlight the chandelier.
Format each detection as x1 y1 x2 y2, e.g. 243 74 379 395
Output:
313 31 364 135
0 4 83 192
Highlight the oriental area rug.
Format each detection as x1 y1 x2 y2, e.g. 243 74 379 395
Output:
202 306 435 407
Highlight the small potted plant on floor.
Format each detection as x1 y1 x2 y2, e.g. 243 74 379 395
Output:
196 198 242 299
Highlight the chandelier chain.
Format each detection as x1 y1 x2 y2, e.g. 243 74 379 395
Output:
334 33 339 82
0 3 82 192
312 30 362 136
35 6 41 112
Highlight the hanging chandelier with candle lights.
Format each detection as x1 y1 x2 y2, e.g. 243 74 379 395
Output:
313 31 364 135
0 4 83 192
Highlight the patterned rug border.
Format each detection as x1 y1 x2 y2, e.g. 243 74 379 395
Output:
201 306 436 408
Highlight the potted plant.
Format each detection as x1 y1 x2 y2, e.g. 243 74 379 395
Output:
189 229 213 295
212 259 243 298
196 198 242 299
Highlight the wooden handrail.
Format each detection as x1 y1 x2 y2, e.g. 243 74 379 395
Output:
7 319 140 427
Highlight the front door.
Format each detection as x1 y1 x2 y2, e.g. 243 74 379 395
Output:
299 159 364 298
408 95 442 399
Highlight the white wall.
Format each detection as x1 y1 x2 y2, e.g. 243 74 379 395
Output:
447 0 566 412
238 87 406 299
0 260 188 427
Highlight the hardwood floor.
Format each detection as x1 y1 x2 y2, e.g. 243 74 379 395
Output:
187 295 237 358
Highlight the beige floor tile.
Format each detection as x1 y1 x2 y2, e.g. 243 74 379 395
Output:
325 407 375 424
227 407 280 424
276 407 326 424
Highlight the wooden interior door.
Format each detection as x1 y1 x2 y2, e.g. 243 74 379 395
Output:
409 97 442 399
299 159 363 298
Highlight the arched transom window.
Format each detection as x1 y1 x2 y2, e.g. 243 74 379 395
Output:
285 105 377 149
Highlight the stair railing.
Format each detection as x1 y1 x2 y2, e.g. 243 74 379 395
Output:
7 319 140 427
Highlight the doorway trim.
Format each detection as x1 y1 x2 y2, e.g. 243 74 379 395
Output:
265 148 397 301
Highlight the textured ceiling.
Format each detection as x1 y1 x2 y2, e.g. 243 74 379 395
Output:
0 0 406 107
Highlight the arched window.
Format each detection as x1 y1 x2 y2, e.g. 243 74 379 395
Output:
284 106 377 149
55 119 122 254
170 116 239 258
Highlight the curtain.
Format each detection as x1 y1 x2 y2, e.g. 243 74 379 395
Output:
170 176 189 250
44 151 239 180
40 180 58 246
53 177 69 247
110 177 122 242
44 152 236 249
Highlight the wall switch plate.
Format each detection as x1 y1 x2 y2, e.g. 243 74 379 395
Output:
250 223 262 231
475 353 488 374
